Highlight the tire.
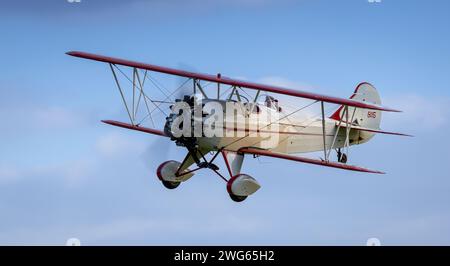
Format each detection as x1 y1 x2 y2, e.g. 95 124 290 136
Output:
229 193 247 202
162 180 180 189
340 153 348 164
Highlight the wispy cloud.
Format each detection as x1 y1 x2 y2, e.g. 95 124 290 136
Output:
383 93 450 131
0 158 95 187
0 129 150 187
0 105 91 133
0 164 21 185
95 132 147 158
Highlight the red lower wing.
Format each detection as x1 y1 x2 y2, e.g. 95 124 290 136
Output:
101 120 167 137
238 147 385 174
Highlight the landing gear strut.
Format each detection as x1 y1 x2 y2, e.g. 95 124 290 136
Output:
156 149 262 202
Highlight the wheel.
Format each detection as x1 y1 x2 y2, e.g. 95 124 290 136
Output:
226 174 261 202
162 180 180 189
229 193 247 202
339 153 348 164
157 160 194 190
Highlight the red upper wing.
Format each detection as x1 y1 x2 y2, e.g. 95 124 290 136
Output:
67 51 400 112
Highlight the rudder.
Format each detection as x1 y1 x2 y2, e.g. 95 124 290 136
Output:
330 82 382 130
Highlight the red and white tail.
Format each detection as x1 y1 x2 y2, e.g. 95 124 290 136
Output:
330 82 382 130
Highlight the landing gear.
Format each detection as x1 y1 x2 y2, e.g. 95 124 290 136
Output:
162 180 180 189
157 160 194 190
155 150 263 202
226 174 261 203
197 161 219 171
337 149 348 164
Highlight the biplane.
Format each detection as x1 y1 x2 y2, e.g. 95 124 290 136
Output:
67 51 410 202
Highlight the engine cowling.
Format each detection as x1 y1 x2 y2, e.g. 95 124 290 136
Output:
163 95 198 148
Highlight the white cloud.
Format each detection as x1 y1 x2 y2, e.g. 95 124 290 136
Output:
31 106 86 129
95 132 147 158
0 164 21 185
376 214 450 245
0 130 147 188
383 93 450 131
0 105 90 133
84 214 267 244
61 159 97 188
252 78 450 132
0 211 269 245
0 158 96 188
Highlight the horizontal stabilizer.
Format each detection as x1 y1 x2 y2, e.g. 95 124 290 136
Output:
351 126 413 137
335 122 413 137
238 147 385 174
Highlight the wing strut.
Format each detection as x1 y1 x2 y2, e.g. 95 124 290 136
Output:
109 63 133 124
321 101 327 160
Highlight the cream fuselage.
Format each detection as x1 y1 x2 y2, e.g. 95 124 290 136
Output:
191 99 374 154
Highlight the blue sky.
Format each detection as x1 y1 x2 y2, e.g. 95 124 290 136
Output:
1 0 450 245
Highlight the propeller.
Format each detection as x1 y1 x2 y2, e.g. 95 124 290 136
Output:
140 136 173 171
174 63 198 101
140 62 199 170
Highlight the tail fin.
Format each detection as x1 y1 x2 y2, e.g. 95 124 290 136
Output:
330 82 382 130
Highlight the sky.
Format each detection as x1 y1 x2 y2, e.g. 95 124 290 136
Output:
1 0 450 245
